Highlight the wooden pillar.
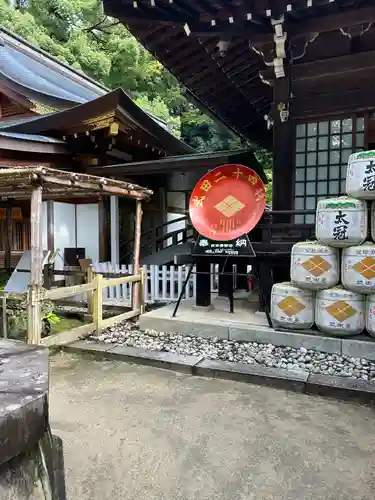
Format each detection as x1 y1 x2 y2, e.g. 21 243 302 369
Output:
195 258 211 308
46 200 54 254
272 61 294 285
110 196 119 264
4 204 12 273
132 200 143 310
159 187 167 225
28 186 42 344
272 68 294 214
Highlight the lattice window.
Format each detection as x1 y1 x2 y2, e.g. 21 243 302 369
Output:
294 117 365 223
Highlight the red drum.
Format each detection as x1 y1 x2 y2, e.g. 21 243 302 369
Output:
189 164 266 241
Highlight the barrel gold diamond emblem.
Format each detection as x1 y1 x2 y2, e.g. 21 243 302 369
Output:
353 256 375 280
326 300 356 322
215 195 245 218
278 296 305 318
302 255 331 277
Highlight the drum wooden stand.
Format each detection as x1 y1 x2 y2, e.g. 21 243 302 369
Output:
172 234 272 327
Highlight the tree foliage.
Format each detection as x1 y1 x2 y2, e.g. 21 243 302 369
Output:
1 0 272 187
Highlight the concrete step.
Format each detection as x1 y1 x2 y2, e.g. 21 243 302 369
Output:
138 299 375 361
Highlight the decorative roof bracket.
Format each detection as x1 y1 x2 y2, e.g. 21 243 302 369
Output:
271 16 287 78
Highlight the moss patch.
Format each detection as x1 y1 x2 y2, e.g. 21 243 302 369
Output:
51 317 84 334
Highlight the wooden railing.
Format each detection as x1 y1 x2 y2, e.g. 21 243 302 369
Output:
32 270 146 346
120 209 317 261
120 216 194 263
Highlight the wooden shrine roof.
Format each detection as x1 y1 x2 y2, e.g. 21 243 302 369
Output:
0 166 153 200
93 148 268 183
0 27 106 110
103 0 375 144
0 88 194 157
0 132 68 155
0 27 189 154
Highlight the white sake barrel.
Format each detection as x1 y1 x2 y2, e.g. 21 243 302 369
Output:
315 287 365 336
271 282 314 330
365 295 375 337
316 197 367 247
291 241 339 290
342 242 375 294
346 150 375 199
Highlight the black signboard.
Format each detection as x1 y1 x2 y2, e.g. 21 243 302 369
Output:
192 234 255 257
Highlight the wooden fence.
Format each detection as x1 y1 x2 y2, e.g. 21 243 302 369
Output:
35 269 145 347
93 262 198 303
93 262 250 304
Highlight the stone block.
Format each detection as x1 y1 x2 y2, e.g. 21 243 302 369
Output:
229 325 342 354
306 373 375 403
139 315 229 339
195 359 308 392
108 345 201 373
0 340 49 467
66 339 114 353
341 338 375 360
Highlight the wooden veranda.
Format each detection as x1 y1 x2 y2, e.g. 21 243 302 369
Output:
0 166 152 345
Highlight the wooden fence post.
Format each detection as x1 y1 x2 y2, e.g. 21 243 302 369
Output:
86 266 94 321
140 268 145 314
28 185 42 344
94 274 103 335
132 200 143 310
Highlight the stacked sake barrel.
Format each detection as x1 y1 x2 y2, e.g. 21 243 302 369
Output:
271 150 375 337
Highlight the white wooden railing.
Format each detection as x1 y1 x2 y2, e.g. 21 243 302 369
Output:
92 262 221 304
92 262 251 305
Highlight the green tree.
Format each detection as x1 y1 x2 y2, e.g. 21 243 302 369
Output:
1 0 270 156
134 95 181 138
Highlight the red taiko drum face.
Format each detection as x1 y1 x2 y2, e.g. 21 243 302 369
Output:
189 164 266 241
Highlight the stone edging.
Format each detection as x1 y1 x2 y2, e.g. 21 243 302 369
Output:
62 341 375 404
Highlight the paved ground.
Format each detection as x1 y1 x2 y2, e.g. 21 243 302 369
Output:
49 353 375 500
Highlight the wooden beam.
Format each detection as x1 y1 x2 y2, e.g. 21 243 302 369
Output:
0 137 68 155
289 5 375 38
38 174 149 200
116 6 271 40
41 322 95 347
100 309 141 330
43 282 95 301
292 50 375 82
113 3 375 46
28 185 42 345
292 87 375 118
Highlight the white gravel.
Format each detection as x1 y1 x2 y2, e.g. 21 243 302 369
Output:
87 321 375 380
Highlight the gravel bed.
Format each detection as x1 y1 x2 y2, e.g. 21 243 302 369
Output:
87 322 375 381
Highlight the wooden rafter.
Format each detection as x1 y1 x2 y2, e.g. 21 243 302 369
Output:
119 2 375 43
293 50 375 82
292 86 375 118
0 166 153 200
261 49 375 88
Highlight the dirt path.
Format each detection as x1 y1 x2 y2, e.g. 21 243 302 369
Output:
50 353 375 500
